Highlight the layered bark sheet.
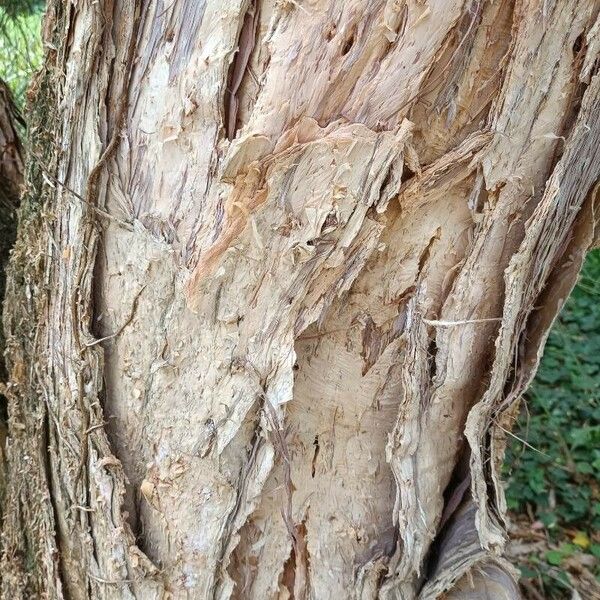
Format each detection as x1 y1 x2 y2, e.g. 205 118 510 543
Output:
2 1 600 598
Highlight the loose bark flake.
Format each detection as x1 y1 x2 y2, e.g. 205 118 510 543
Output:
2 1 600 599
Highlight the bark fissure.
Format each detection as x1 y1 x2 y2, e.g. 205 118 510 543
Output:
224 0 260 141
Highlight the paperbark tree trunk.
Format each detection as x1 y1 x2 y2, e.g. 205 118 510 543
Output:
2 1 600 598
0 78 23 375
0 77 23 519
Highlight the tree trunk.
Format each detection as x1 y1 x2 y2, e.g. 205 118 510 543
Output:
0 76 23 523
2 1 599 598
0 77 23 376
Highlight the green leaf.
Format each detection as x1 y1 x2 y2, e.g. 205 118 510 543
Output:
518 565 538 579
576 462 594 474
545 550 563 566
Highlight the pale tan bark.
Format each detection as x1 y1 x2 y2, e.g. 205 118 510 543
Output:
2 1 600 599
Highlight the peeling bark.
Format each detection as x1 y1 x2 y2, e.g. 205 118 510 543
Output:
0 78 23 380
2 1 600 599
0 76 23 535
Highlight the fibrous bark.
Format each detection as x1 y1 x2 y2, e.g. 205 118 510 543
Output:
0 76 23 525
2 1 600 599
0 78 23 377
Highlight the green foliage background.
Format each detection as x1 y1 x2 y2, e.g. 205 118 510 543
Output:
0 1 43 109
0 2 598 598
505 248 600 596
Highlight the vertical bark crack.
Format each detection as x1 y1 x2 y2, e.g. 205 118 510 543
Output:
224 0 260 140
280 520 309 600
